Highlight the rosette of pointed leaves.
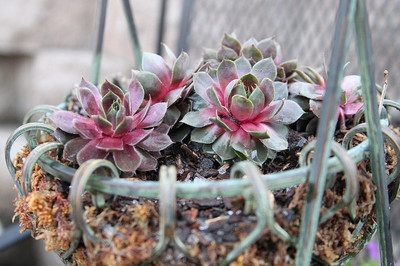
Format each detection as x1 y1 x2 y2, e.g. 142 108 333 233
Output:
49 78 172 173
135 47 191 127
289 67 363 129
203 33 298 81
181 57 304 164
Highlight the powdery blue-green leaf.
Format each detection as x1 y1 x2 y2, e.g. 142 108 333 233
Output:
234 57 252 77
217 60 238 90
231 95 253 122
250 138 269 166
271 100 304 124
217 45 239 61
212 132 236 161
242 45 263 62
181 107 216 128
163 105 181 126
251 57 277 82
288 82 324 100
221 33 241 55
305 67 325 86
172 52 189 85
259 78 275 105
310 99 323 117
136 71 164 99
280 59 298 77
273 82 288 100
191 124 224 144
203 48 217 60
256 38 277 59
259 124 288 151
248 87 265 120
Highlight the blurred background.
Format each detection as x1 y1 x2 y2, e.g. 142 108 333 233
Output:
0 0 399 265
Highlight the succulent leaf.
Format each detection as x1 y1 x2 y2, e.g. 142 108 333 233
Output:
113 145 142 172
77 87 100 116
242 45 263 62
135 71 164 101
142 52 171 86
234 57 252 77
97 137 124 151
271 100 305 124
49 111 86 134
221 33 241 55
172 52 189 85
191 125 224 144
258 78 275 105
212 132 236 160
180 107 215 128
76 139 108 165
217 60 238 90
251 57 277 82
73 119 101 139
231 95 253 122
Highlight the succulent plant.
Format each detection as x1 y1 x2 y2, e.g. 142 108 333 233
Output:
181 57 304 165
289 67 363 129
135 47 191 127
49 78 173 173
203 33 298 81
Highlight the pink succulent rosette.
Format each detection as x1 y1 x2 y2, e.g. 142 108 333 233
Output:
182 57 304 164
49 78 172 173
289 68 363 129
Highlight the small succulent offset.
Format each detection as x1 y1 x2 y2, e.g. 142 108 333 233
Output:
49 78 173 173
289 67 363 129
204 33 298 81
181 57 304 165
135 47 191 127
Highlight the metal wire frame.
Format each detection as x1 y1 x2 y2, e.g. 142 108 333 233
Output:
5 103 400 264
3 0 399 265
296 0 393 264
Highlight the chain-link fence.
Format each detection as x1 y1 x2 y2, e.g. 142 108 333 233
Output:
181 0 400 122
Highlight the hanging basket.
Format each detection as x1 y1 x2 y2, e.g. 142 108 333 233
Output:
5 98 400 265
4 1 400 265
